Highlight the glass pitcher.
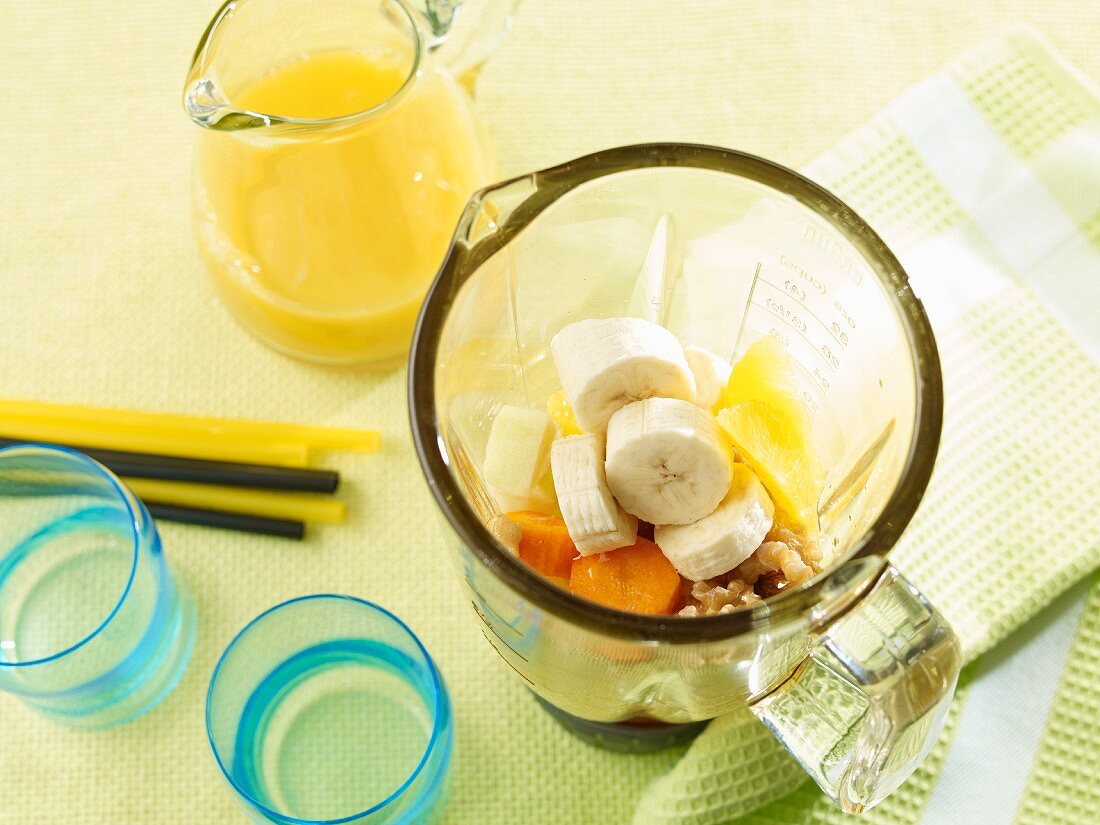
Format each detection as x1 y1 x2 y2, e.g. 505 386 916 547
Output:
184 0 516 367
409 144 962 813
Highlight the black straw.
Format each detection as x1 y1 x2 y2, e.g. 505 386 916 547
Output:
0 436 339 493
146 502 305 540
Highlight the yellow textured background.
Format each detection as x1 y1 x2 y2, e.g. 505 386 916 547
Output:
0 1 1096 823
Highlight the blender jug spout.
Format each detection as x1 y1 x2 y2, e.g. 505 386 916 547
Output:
452 174 541 253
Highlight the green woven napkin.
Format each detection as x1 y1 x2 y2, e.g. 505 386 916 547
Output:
635 28 1100 825
1014 572 1100 825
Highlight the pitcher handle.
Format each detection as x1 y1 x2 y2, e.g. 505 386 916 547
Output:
414 1 520 87
750 560 962 813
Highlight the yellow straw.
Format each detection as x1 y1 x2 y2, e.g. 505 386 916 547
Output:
0 420 309 467
0 399 381 453
125 478 346 525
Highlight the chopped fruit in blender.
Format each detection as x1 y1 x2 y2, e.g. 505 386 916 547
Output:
734 530 814 587
483 318 825 617
550 433 637 555
654 463 774 581
569 538 683 615
547 389 582 435
716 403 820 531
715 334 803 412
678 577 761 616
549 317 696 432
754 572 788 599
683 346 732 412
485 513 522 554
605 398 731 525
507 511 578 579
490 468 562 519
714 336 823 530
483 404 556 508
774 522 822 568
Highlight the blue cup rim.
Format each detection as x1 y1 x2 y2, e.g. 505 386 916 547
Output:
0 443 144 669
205 593 451 825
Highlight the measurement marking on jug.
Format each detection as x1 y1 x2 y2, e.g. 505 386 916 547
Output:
781 279 807 303
472 601 531 662
757 276 852 351
755 298 838 374
465 572 527 638
783 352 827 410
762 296 808 335
736 261 851 408
780 254 828 294
732 262 763 357
834 299 858 330
469 595 525 639
480 630 536 684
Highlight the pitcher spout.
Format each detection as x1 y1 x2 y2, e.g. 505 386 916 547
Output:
183 75 270 131
183 0 279 132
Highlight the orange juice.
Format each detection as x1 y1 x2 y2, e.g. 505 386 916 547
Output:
193 51 494 365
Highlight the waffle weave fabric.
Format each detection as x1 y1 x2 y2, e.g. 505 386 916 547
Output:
636 27 1100 825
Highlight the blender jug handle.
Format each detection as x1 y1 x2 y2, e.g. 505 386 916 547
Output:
413 1 520 86
750 560 962 813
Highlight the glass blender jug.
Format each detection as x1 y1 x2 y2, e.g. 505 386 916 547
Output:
409 144 960 813
184 0 517 367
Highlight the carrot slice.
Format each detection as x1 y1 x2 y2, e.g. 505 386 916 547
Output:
569 538 683 615
507 511 578 578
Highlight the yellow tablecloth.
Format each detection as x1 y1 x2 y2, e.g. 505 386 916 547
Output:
1 2 1097 823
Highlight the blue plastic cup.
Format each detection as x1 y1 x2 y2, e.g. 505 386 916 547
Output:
206 595 453 824
0 444 195 727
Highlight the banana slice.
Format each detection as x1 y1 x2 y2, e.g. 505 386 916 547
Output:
684 346 732 411
551 433 638 555
605 397 732 525
550 317 696 432
655 464 774 580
